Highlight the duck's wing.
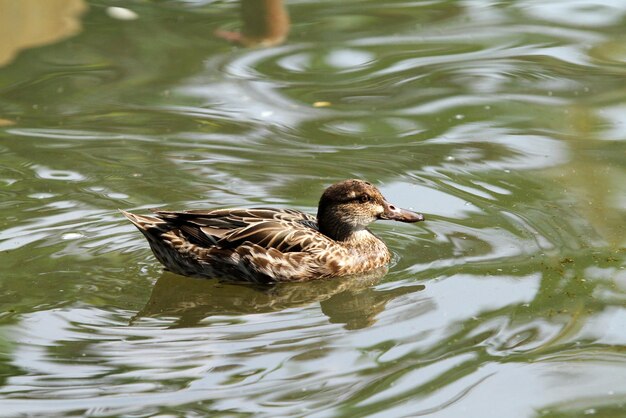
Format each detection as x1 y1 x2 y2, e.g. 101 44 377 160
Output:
151 208 328 252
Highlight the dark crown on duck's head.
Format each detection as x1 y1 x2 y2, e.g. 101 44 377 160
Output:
316 179 424 241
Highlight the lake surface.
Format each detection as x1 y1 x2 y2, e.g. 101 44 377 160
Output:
1 1 625 417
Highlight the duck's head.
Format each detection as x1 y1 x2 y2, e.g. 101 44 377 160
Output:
316 179 424 241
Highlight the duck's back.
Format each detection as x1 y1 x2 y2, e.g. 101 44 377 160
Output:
122 208 346 282
155 208 323 249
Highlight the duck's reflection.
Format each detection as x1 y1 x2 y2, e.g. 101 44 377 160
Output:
134 269 425 330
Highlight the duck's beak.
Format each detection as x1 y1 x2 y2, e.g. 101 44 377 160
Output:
379 201 425 223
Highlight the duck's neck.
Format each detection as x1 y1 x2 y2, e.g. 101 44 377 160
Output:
342 228 376 244
340 229 391 265
318 214 357 242
318 216 391 265
318 218 380 245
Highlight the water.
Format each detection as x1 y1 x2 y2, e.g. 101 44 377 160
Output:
1 1 625 417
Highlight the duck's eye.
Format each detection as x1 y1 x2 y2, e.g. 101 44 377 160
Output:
359 194 370 203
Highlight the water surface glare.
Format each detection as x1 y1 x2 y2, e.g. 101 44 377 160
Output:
0 1 625 417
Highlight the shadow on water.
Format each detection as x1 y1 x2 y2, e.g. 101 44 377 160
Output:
133 269 425 330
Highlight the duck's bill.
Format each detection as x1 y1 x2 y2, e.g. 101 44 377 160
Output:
379 202 425 223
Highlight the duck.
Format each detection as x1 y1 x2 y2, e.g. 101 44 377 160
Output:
121 179 424 283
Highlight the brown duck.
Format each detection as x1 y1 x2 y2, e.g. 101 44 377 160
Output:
121 179 424 283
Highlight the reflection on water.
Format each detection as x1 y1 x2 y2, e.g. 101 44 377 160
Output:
0 0 86 67
215 0 290 47
135 270 425 330
0 0 625 416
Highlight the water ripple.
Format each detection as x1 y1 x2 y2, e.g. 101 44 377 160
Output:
1 0 625 416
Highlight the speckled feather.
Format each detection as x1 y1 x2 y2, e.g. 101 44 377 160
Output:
122 179 424 283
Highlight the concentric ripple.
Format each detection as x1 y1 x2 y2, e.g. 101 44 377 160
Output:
0 0 625 417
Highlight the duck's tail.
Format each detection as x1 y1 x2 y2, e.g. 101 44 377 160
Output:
119 209 167 232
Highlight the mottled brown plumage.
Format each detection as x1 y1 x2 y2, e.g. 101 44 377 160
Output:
121 179 424 283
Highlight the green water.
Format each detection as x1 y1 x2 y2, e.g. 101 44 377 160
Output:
1 1 625 417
